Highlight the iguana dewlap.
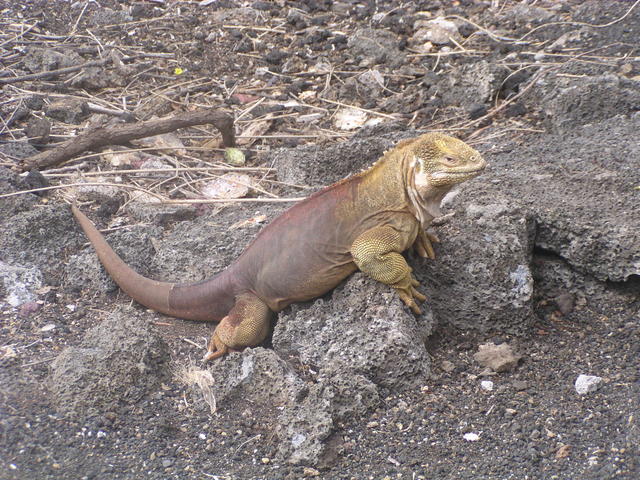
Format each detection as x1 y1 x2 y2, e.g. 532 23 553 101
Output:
72 133 486 361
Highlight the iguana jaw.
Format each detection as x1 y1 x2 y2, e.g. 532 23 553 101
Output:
412 153 486 192
428 163 486 183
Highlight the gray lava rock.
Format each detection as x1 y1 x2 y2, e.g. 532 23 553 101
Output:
202 272 431 465
46 97 89 124
274 273 433 390
89 8 133 26
0 167 38 218
0 141 39 161
420 196 536 334
276 383 336 466
22 47 83 73
272 126 415 187
70 64 130 90
575 374 603 395
65 222 163 294
411 17 461 47
197 354 334 464
347 28 405 67
150 205 278 283
25 117 51 145
204 348 339 465
0 204 83 285
536 73 640 132
488 114 640 282
443 61 509 108
48 306 170 418
206 348 304 408
503 4 555 25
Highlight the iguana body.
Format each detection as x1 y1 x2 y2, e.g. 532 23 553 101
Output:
72 133 486 360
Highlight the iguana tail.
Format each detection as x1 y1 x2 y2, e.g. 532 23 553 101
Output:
71 205 234 322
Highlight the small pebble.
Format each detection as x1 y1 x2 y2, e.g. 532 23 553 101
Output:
303 467 320 476
463 432 480 442
468 103 487 120
441 360 455 373
473 342 521 372
480 380 494 391
575 374 602 394
512 380 528 391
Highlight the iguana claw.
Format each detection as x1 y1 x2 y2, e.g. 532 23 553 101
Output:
393 275 427 315
414 229 439 260
203 331 230 362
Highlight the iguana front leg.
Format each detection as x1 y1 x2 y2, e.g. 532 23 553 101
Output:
204 293 272 361
351 226 427 314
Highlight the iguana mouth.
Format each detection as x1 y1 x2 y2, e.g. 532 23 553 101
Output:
432 168 484 178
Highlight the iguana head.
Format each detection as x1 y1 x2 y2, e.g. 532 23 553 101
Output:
412 133 486 189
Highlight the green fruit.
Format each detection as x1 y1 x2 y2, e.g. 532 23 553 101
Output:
223 147 245 166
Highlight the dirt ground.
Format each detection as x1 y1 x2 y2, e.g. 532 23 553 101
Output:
1 1 639 479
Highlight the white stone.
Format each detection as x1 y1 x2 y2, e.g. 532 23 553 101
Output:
463 432 480 442
480 380 494 391
412 18 460 46
575 374 603 394
0 261 43 307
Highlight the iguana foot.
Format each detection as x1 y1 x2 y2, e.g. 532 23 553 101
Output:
393 275 427 315
203 331 236 361
413 229 439 260
202 293 272 362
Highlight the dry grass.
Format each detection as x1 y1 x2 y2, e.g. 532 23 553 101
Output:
175 362 217 415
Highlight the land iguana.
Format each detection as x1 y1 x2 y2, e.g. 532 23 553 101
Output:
72 133 486 361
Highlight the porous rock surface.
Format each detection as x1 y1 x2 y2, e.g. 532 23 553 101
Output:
65 223 164 294
207 273 433 464
486 114 640 283
0 203 82 286
48 306 170 419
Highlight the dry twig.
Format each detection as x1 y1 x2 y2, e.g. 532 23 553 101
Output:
21 109 235 172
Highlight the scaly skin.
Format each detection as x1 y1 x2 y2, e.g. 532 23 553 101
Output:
72 133 486 360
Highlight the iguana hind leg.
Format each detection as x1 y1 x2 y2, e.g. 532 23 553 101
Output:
203 293 272 361
351 225 427 315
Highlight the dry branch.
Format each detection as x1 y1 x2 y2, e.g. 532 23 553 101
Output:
21 109 235 172
0 59 109 85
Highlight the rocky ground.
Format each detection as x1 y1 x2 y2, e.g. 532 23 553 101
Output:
1 1 639 479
